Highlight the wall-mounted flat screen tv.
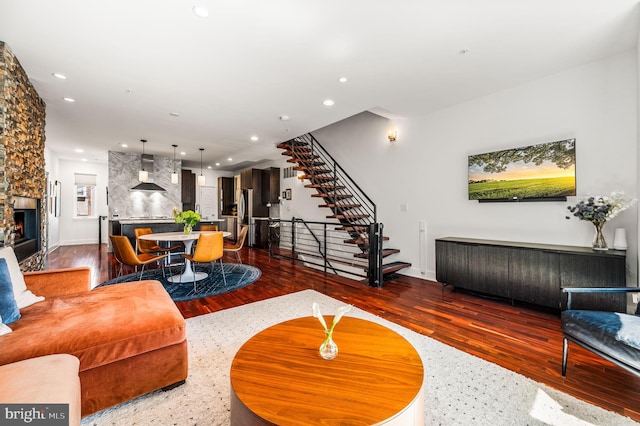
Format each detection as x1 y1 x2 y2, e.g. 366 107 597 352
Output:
468 138 576 202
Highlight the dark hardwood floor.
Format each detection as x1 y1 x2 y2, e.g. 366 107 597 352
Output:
47 244 640 422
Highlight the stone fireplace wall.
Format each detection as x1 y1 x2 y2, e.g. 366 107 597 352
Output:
0 41 47 270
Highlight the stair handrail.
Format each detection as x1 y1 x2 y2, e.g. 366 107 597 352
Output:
296 217 339 275
269 218 368 279
293 133 377 224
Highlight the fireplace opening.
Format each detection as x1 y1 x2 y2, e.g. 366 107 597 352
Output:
12 197 41 262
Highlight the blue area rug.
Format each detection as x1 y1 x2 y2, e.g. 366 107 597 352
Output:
98 263 262 302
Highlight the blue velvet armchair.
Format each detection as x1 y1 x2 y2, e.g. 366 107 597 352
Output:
561 287 640 377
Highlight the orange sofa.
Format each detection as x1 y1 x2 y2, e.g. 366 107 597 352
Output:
0 267 188 417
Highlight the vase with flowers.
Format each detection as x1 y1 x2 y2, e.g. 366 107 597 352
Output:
312 302 352 360
174 208 201 234
566 191 635 251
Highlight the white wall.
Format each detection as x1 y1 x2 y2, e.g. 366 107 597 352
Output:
44 147 61 251
57 159 110 246
309 49 638 284
44 153 110 249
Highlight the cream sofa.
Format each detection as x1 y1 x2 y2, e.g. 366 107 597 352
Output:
0 354 81 425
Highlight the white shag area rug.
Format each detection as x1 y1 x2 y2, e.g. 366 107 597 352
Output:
81 289 638 426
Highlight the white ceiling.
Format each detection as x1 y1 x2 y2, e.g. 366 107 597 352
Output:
0 0 638 170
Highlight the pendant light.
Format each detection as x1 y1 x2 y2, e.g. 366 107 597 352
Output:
138 139 148 182
171 144 179 184
197 148 206 186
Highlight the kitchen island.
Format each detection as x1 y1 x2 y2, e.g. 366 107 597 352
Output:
110 218 226 247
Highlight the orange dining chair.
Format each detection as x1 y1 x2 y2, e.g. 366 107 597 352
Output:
223 224 248 263
110 235 168 282
181 231 226 290
134 228 182 263
191 224 218 251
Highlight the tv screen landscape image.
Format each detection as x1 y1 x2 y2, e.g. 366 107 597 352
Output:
468 138 576 201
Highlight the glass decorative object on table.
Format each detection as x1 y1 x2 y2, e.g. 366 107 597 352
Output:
566 191 636 251
319 331 338 360
312 302 352 361
592 221 607 251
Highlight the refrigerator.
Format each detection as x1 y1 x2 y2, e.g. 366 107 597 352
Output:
238 188 256 246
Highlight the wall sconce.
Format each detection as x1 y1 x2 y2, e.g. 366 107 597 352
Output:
171 144 179 184
387 130 397 143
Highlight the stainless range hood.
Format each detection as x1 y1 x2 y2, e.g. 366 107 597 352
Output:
130 182 166 192
130 154 166 192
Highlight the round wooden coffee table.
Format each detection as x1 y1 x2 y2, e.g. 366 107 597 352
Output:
230 316 424 425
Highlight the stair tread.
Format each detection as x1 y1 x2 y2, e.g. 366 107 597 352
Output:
354 248 399 259
287 158 325 164
336 225 369 231
345 236 389 244
382 261 412 275
311 193 352 199
281 151 319 159
318 203 362 209
300 175 335 181
279 145 312 152
327 214 370 219
293 166 332 173
277 141 308 149
305 184 346 189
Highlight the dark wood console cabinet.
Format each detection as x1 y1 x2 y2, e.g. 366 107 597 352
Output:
435 237 627 311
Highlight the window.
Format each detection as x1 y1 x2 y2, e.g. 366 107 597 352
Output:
74 173 97 218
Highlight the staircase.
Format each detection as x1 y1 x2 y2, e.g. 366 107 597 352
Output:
277 133 411 286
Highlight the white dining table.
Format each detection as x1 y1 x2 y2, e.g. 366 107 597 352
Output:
138 231 231 283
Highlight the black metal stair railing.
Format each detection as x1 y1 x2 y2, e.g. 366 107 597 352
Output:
282 133 386 286
268 218 370 281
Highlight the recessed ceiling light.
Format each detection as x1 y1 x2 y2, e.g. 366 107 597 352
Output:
81 158 87 162
52 73 67 80
338 77 348 83
63 97 75 103
227 158 233 161
75 148 84 153
215 162 220 166
121 143 128 148
180 152 186 156
250 136 259 142
193 5 209 17
207 166 212 169
323 99 335 106
279 115 290 121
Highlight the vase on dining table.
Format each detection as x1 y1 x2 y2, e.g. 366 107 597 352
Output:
319 330 338 360
183 225 193 234
592 221 607 251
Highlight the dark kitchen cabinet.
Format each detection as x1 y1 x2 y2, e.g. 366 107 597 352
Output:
181 169 195 211
435 237 626 311
240 168 268 217
241 168 261 191
261 167 280 205
218 177 234 216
